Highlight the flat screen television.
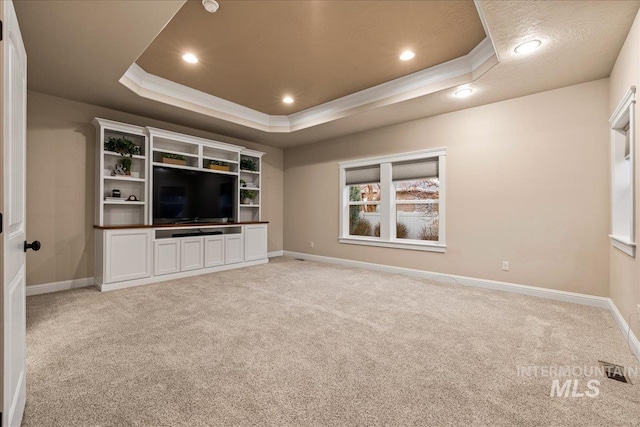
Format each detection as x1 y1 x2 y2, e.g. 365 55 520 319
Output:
153 166 236 224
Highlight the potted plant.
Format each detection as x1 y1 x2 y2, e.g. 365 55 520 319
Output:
104 136 141 156
209 160 230 171
162 153 187 166
240 179 247 187
120 157 132 175
105 137 141 176
240 189 256 205
240 158 257 172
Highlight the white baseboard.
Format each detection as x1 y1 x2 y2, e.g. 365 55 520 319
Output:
26 277 94 296
96 258 269 292
608 299 640 362
284 251 639 362
284 251 609 308
268 250 284 258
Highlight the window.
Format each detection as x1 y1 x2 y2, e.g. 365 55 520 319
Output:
339 148 446 252
609 87 636 257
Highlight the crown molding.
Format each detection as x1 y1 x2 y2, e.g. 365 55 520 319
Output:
120 37 497 134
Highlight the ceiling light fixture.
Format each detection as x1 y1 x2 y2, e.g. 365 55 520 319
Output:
283 96 294 104
202 0 219 13
514 39 542 54
454 88 473 98
399 50 416 61
182 53 198 64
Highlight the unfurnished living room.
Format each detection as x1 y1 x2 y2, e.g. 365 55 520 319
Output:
3 0 640 426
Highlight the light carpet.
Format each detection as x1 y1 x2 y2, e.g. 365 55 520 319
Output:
23 257 640 426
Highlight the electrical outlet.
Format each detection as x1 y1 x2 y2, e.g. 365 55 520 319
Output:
310 241 315 248
637 304 640 316
502 261 509 271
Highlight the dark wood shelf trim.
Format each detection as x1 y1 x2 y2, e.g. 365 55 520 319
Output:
94 221 269 230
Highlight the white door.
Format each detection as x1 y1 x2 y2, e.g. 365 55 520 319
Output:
1 0 28 425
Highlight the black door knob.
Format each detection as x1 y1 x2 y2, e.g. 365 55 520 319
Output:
24 240 41 252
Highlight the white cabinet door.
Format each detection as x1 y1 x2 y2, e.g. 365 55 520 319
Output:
181 237 204 271
204 235 225 268
154 240 181 276
244 224 268 262
225 235 243 264
105 230 152 283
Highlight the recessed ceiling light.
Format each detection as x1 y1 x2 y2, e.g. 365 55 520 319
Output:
399 50 416 61
514 39 542 54
283 96 294 104
182 53 198 64
202 0 219 13
454 88 473 98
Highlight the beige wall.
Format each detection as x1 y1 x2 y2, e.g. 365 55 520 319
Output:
609 9 640 337
26 91 284 286
284 79 610 296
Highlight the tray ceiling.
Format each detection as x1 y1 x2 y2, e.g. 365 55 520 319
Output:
13 0 640 148
136 0 486 115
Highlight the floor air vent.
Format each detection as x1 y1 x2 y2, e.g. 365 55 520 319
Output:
599 361 632 384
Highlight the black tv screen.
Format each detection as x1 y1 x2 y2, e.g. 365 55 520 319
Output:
153 166 236 224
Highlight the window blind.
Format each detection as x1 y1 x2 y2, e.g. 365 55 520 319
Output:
392 159 438 181
345 165 380 185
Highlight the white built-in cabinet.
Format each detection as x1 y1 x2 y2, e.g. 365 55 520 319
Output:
92 118 269 292
239 150 264 222
154 239 181 276
244 224 268 262
224 234 244 264
102 229 153 284
92 118 149 227
181 238 204 272
204 236 225 268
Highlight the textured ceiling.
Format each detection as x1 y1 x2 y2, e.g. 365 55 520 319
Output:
136 0 486 115
13 0 640 149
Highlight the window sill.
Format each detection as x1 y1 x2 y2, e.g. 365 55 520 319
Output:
339 236 446 253
609 235 636 257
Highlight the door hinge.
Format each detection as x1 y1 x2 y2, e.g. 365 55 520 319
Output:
0 212 3 234
0 20 3 41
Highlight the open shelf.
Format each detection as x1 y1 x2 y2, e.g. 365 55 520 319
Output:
104 201 145 205
201 168 238 176
152 161 200 172
104 176 145 182
203 155 238 164
94 118 150 227
104 152 146 160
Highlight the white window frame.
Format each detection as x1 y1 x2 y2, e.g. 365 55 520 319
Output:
609 86 636 257
339 148 446 252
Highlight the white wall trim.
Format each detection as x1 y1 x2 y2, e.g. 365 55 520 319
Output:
268 250 284 258
609 86 636 125
338 237 446 253
96 258 268 292
26 277 94 296
609 235 636 257
608 299 640 362
284 251 640 362
284 251 609 307
119 38 497 133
